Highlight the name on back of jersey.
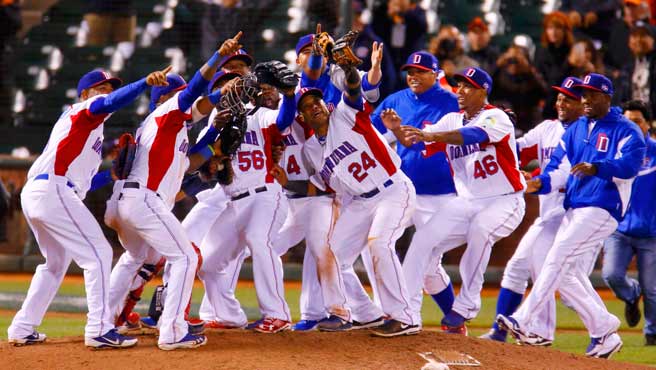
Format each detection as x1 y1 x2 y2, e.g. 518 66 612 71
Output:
449 143 481 159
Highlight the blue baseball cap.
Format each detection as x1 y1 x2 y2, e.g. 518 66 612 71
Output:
150 74 187 112
454 67 493 95
295 87 323 110
552 76 583 100
401 51 439 72
208 70 241 94
219 49 254 69
76 70 122 97
575 73 614 96
296 34 314 56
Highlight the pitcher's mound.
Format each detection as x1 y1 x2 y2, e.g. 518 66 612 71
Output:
1 330 649 370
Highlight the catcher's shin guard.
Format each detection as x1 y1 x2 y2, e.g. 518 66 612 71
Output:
115 257 166 326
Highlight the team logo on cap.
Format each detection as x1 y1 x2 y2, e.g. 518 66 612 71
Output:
601 84 609 92
564 78 575 88
465 68 476 77
596 133 609 152
584 75 591 84
413 54 422 64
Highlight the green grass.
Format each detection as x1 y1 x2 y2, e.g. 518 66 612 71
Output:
1 280 654 366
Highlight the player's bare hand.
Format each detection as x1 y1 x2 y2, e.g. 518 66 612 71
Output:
571 162 597 178
270 165 288 186
401 126 429 143
371 42 384 70
526 178 542 193
146 65 172 86
521 170 533 181
271 144 285 164
219 31 243 56
220 78 238 95
380 108 402 130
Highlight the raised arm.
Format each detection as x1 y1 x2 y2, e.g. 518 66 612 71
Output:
89 66 170 115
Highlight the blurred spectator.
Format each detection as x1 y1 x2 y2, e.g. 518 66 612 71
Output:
614 26 656 112
308 0 339 35
560 0 622 42
0 178 8 241
607 0 654 72
84 0 136 46
491 45 548 132
466 17 500 75
534 11 574 118
351 1 397 99
428 25 479 85
0 0 20 127
372 0 428 79
200 0 279 60
564 38 603 78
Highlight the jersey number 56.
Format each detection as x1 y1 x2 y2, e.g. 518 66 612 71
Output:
348 152 377 182
238 150 265 171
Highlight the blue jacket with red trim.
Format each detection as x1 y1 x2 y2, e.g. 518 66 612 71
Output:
537 106 646 221
371 84 458 195
618 135 656 237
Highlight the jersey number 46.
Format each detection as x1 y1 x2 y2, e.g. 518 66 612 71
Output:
473 155 499 179
348 152 377 182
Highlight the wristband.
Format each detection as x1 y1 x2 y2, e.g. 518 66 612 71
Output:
308 54 323 70
207 52 221 67
199 145 215 161
208 90 222 105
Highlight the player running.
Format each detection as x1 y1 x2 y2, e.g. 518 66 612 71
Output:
384 67 526 335
497 73 646 359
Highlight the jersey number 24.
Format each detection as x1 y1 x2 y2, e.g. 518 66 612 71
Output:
348 151 377 182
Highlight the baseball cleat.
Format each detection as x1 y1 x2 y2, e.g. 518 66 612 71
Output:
371 319 420 338
85 329 138 349
585 332 623 359
441 311 468 336
253 317 292 334
245 317 265 330
496 315 551 346
9 331 47 346
158 333 207 351
352 316 386 330
116 312 142 335
478 328 507 342
317 315 353 332
625 296 641 328
292 320 320 331
205 320 246 330
140 316 159 329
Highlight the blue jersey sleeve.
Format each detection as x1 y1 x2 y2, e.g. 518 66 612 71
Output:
276 95 296 131
189 125 219 154
178 71 211 112
459 126 489 145
89 78 148 115
592 125 646 180
88 170 113 192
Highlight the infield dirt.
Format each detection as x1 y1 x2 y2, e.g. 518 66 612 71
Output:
0 329 650 370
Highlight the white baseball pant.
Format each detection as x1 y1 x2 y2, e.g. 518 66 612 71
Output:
322 177 417 325
512 207 620 339
404 192 525 323
107 185 198 345
9 177 114 340
198 188 291 321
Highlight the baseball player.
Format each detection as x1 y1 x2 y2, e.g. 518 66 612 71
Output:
295 57 418 337
197 65 298 334
7 68 170 348
601 100 656 346
371 51 459 317
497 73 646 359
105 39 235 350
384 67 526 335
480 77 584 343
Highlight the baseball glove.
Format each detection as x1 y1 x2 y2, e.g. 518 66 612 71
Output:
112 133 137 180
332 31 362 67
218 112 247 156
313 31 334 57
253 61 299 90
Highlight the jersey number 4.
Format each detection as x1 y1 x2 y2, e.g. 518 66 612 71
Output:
286 154 301 175
348 152 377 182
473 155 499 179
238 150 265 171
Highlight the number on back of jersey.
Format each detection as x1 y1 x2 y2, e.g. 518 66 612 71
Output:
348 151 377 182
473 155 499 179
238 150 265 171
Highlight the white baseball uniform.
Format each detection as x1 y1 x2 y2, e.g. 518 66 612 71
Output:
106 92 199 345
8 95 116 340
316 99 417 325
197 105 291 322
403 106 527 322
